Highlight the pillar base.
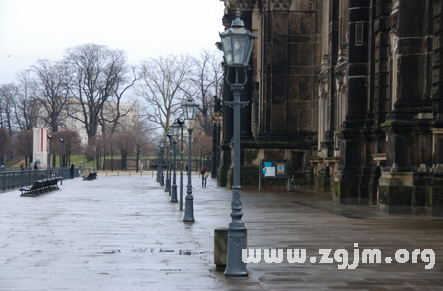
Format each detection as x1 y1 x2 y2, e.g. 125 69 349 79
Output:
333 168 360 204
377 169 413 214
217 165 230 187
317 166 331 192
426 170 443 216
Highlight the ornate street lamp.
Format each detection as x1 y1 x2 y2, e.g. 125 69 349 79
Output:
175 118 185 211
159 140 165 186
182 95 198 222
170 121 181 203
164 131 172 194
219 8 257 277
156 146 161 183
60 138 64 184
48 134 52 177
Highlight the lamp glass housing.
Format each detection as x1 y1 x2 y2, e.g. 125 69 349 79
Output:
219 27 255 67
170 122 181 137
181 96 198 121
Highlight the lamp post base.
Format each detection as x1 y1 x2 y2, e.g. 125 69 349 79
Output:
171 184 178 202
183 195 194 222
165 177 170 192
224 225 248 277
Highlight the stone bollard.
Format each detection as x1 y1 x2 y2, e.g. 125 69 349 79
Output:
214 227 248 272
214 228 228 271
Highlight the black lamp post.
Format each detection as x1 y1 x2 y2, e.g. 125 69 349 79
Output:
156 146 161 183
219 8 257 277
182 95 198 222
60 138 64 184
164 132 172 194
47 134 52 176
175 118 185 211
170 121 181 203
159 140 165 186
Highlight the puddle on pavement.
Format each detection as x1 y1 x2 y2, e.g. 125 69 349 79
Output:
97 248 209 255
130 248 208 255
97 250 121 254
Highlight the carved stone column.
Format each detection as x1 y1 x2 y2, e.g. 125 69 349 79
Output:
427 0 443 215
256 0 294 141
333 0 371 204
378 1 434 214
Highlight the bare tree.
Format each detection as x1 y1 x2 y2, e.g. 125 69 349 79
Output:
193 134 213 162
0 128 12 166
15 70 39 131
64 44 137 142
100 68 140 134
138 54 192 132
190 49 223 136
0 83 19 136
31 59 73 133
12 130 33 167
51 129 83 166
124 119 155 172
114 132 135 171
94 133 112 170
104 133 119 171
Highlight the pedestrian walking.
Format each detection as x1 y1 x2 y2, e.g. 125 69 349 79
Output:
200 165 207 187
70 162 75 179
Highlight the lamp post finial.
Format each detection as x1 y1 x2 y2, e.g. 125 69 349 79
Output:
231 8 244 28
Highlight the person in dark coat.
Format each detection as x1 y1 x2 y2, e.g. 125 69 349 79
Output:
200 166 207 187
70 162 75 179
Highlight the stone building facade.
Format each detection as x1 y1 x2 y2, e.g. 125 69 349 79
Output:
217 0 443 215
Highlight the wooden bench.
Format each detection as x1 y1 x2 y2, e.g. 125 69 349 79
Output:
20 177 61 197
82 172 98 181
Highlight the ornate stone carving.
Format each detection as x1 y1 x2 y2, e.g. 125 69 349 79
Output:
259 0 292 12
318 77 328 99
224 0 256 12
334 66 347 95
388 0 399 35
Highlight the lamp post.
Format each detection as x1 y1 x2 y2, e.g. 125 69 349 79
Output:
92 146 97 172
164 132 172 194
159 140 165 186
156 146 161 183
175 118 185 211
60 138 64 184
170 121 181 203
182 95 198 222
219 8 257 277
47 134 52 176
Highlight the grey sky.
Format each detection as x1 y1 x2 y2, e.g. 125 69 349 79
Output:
0 0 225 84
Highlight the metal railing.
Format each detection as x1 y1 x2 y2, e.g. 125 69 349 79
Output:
0 168 75 193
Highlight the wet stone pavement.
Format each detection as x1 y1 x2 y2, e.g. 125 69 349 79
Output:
1 173 443 290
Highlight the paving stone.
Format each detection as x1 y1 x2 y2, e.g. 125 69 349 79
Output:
1 173 442 290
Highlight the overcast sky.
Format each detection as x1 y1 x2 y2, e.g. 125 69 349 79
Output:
0 0 226 85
